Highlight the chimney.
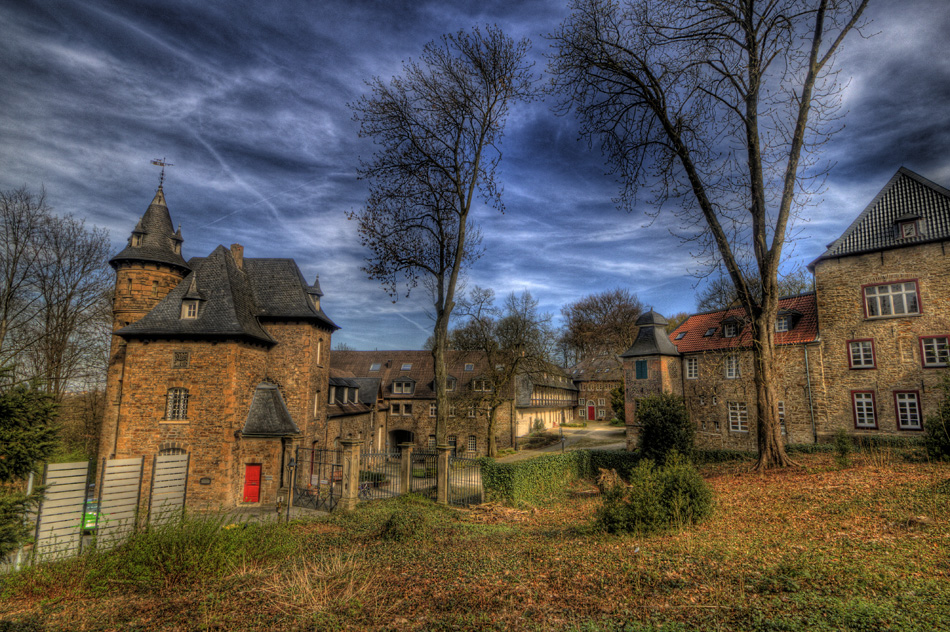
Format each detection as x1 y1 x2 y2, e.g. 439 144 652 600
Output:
230 244 244 270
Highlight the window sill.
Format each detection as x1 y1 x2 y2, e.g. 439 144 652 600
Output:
864 313 922 321
160 420 189 425
849 366 876 370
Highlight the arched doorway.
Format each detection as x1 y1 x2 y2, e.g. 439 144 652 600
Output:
389 429 414 450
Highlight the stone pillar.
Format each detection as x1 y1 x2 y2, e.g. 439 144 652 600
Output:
436 445 451 505
398 443 413 496
338 439 361 512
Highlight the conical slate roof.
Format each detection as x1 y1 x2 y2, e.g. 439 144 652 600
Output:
242 383 299 437
620 310 680 358
809 167 950 269
110 187 190 271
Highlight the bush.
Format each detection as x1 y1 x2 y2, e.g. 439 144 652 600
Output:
380 496 446 542
359 470 385 483
637 393 694 463
834 429 852 467
925 373 950 461
596 453 713 535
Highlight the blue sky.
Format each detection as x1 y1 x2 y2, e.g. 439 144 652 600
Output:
2 0 949 350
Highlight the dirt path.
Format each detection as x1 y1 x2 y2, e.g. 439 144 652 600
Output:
497 421 627 463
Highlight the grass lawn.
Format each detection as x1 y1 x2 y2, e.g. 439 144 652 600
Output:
2 451 948 631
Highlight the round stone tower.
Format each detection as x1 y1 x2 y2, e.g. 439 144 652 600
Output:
100 186 190 458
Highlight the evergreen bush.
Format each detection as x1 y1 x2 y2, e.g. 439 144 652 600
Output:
637 393 694 463
596 453 713 535
925 373 950 461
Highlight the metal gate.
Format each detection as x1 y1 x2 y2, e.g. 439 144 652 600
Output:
410 448 438 500
448 455 483 507
358 450 400 501
293 447 342 512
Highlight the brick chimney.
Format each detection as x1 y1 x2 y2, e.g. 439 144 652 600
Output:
230 244 244 270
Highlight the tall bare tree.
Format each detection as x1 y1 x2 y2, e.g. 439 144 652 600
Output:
551 0 870 469
697 267 814 313
350 26 538 444
452 288 555 456
560 288 644 361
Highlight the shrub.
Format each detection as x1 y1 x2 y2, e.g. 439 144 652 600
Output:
637 393 694 463
380 496 446 542
610 385 625 423
925 373 950 461
596 453 713 535
834 429 852 467
359 470 385 483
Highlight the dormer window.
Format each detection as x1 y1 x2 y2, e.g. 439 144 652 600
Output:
401 363 412 371
181 299 199 319
446 377 457 392
723 323 738 338
775 316 791 332
899 220 918 239
472 379 491 392
173 241 181 254
131 233 144 247
393 379 413 395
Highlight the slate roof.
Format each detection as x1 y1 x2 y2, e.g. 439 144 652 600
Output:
331 350 493 399
620 310 680 358
809 167 950 269
668 293 819 354
242 383 299 437
118 245 338 343
110 187 190 272
570 353 624 382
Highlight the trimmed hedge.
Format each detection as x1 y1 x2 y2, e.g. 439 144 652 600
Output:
479 450 642 506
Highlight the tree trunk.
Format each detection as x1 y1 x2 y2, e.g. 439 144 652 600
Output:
432 310 450 446
487 404 498 457
751 305 796 470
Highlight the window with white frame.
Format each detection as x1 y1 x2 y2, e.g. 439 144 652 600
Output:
895 392 922 430
598 398 605 406
181 300 199 319
393 380 413 394
724 354 740 379
578 398 585 406
446 377 457 391
775 316 791 332
429 402 437 417
921 336 949 367
449 405 457 417
864 281 919 317
579 407 586 419
467 435 477 452
165 388 189 420
390 403 400 415
468 405 476 418
472 379 490 392
401 363 412 371
728 401 748 432
685 357 698 379
428 434 436 448
848 340 875 369
723 323 738 338
852 391 876 429
598 409 605 419
448 436 457 452
778 400 786 435
402 403 412 415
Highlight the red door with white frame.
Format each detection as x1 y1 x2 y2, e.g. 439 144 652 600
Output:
243 464 262 503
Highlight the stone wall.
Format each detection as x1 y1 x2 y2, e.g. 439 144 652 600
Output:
815 241 950 438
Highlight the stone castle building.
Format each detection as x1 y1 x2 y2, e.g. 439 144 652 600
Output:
622 167 950 449
100 186 337 509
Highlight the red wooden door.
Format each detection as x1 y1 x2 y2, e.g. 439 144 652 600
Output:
588 404 595 420
243 464 262 502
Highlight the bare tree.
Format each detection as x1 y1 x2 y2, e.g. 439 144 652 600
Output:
350 26 538 444
560 288 644 359
452 288 555 456
551 0 869 469
0 188 50 361
697 267 814 312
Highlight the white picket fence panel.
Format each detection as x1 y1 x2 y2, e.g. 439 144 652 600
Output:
94 457 143 550
149 453 189 526
33 461 90 562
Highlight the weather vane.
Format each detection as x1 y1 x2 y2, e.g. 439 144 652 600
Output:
150 158 174 189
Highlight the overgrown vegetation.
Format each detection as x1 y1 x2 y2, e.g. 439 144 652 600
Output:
637 393 694 463
925 373 950 461
2 451 947 631
597 454 713 535
834 429 853 468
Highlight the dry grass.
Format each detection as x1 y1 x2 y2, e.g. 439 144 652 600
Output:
2 452 948 631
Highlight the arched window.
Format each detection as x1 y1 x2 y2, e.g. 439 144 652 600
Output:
165 388 189 420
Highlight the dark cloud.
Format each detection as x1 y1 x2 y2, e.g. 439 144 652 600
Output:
1 0 948 350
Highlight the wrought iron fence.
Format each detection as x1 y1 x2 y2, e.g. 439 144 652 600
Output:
410 448 438 500
448 455 483 507
358 450 400 500
293 447 342 512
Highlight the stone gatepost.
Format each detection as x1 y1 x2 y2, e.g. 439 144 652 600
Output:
338 439 362 512
398 443 414 496
436 445 451 505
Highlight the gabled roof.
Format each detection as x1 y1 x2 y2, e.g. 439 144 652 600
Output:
669 293 818 353
570 353 623 382
810 167 950 269
118 246 338 343
330 350 492 399
110 187 190 272
242 383 299 437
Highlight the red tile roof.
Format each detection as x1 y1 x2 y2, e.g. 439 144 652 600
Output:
669 293 818 353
